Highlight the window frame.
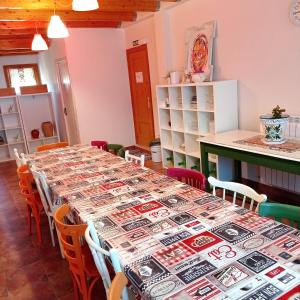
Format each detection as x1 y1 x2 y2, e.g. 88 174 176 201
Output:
3 63 41 88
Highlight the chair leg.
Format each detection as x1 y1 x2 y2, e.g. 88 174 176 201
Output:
71 274 80 300
26 205 32 235
48 216 55 247
88 276 99 300
55 224 65 259
34 213 42 245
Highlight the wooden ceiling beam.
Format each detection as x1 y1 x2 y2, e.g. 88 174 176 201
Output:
0 9 136 22
0 34 48 40
0 0 160 12
0 38 49 50
0 28 46 36
0 52 38 56
0 21 121 30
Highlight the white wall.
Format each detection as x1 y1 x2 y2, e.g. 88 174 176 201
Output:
0 54 38 88
64 28 135 145
38 39 68 141
125 0 300 131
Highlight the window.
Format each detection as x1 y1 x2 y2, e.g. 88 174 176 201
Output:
3 64 41 90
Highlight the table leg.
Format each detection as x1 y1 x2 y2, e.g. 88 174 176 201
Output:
234 159 242 182
200 144 210 191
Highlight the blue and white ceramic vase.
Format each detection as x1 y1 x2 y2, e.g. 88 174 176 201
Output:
260 114 289 144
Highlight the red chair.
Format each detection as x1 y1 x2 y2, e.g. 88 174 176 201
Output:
167 167 206 191
91 140 108 151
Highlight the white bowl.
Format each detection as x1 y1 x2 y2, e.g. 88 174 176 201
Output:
191 73 206 83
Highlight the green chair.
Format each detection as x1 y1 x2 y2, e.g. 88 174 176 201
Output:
258 202 300 229
107 144 124 155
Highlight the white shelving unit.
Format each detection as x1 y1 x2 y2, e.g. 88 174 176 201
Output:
0 95 26 162
157 80 238 180
0 91 60 162
18 92 60 154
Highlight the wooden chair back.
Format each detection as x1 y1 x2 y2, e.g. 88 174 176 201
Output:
125 150 145 167
108 273 128 300
259 202 300 229
91 140 108 151
37 142 69 152
167 167 206 190
54 204 88 297
208 176 267 211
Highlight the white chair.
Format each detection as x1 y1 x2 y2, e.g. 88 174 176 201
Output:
208 176 267 211
13 148 27 167
31 167 64 257
85 221 129 300
124 150 145 167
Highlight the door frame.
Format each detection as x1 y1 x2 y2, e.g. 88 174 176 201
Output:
55 57 81 144
126 44 155 145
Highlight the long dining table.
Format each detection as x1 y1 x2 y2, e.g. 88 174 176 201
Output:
27 145 300 300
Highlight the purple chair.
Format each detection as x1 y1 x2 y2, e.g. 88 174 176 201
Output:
166 167 207 191
91 140 108 151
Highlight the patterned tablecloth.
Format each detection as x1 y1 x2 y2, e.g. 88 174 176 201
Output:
28 145 300 300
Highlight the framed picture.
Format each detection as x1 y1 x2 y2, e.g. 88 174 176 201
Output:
185 21 216 82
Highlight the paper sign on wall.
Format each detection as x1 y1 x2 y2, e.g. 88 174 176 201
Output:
135 72 143 83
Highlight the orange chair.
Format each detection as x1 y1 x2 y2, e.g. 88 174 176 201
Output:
17 165 44 244
37 142 69 152
54 204 100 300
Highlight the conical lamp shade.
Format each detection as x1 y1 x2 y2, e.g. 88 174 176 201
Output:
31 34 48 51
72 0 99 11
47 15 69 38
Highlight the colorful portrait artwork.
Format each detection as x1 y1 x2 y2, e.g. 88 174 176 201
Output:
185 21 216 81
191 34 209 73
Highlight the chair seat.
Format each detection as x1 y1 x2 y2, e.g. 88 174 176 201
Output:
82 244 101 277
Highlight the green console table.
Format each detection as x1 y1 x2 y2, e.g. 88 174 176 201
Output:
199 130 300 189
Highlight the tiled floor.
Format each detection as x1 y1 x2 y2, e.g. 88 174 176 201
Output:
0 159 165 300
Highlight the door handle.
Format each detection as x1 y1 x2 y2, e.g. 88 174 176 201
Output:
64 107 68 116
147 97 151 109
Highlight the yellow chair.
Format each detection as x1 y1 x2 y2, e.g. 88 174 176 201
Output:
37 142 69 152
109 272 128 300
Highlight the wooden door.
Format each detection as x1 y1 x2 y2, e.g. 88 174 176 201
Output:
56 58 80 145
127 45 155 147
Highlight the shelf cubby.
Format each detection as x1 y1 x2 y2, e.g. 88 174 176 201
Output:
170 109 184 132
157 87 169 108
182 86 197 110
168 87 182 109
174 151 186 168
160 129 173 150
183 110 199 134
185 133 200 158
196 85 214 111
186 155 201 171
198 111 215 135
162 148 174 168
159 108 171 129
172 131 185 153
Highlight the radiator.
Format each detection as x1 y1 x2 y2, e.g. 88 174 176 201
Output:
243 116 300 194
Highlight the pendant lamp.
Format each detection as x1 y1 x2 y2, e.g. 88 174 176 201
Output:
72 0 99 11
47 15 69 38
31 34 48 51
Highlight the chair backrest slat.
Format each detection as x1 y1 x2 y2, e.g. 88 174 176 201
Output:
167 168 206 191
208 176 267 211
125 150 145 167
